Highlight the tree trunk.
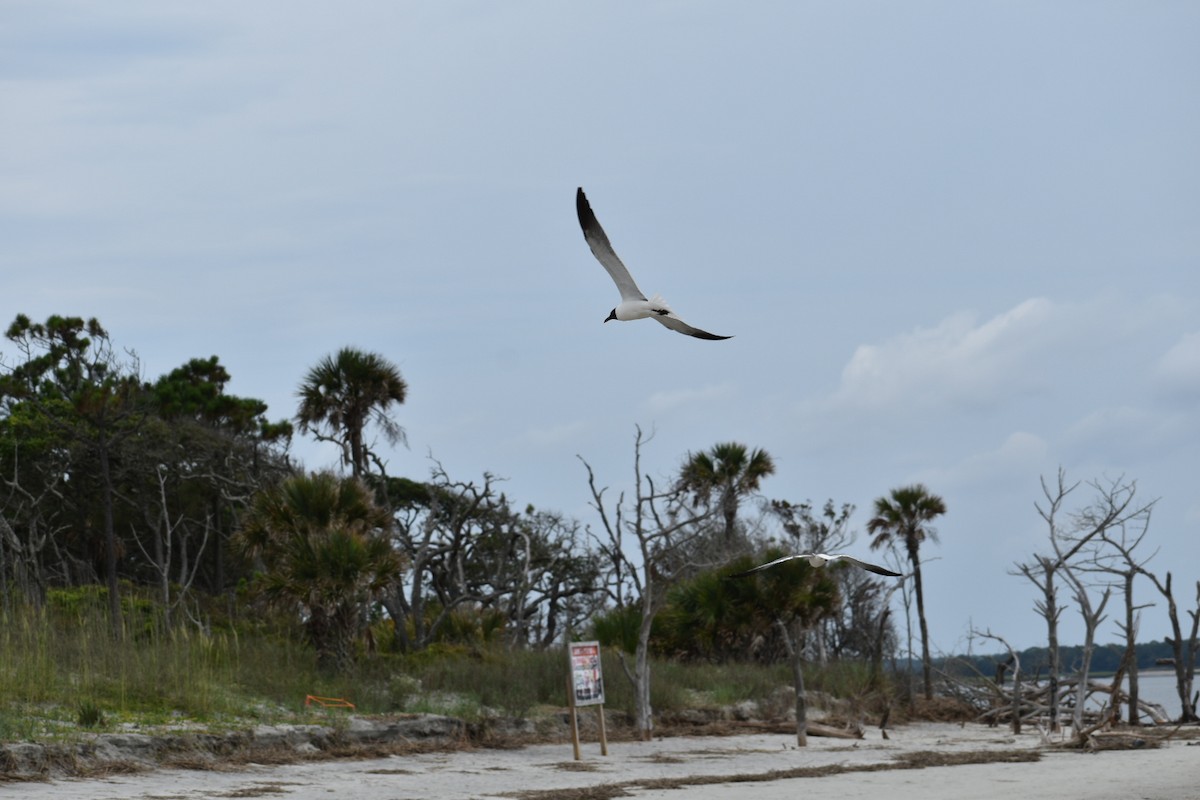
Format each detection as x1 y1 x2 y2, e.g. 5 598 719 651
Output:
1123 571 1140 726
212 497 225 594
312 606 357 674
381 593 411 653
1041 564 1062 732
0 512 10 616
776 618 808 747
155 507 170 630
909 543 932 700
1183 581 1200 721
1068 581 1110 735
634 596 655 741
721 492 737 542
348 412 365 478
870 607 890 691
98 444 123 638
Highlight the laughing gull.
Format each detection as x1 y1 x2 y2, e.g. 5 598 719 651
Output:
576 187 732 340
729 553 902 578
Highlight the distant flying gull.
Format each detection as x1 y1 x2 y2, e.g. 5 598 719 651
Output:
729 553 903 578
575 187 732 341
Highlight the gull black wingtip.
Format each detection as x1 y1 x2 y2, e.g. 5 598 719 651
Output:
576 187 592 224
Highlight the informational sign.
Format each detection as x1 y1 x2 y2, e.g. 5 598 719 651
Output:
569 640 605 707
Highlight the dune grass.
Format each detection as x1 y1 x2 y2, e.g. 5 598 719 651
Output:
0 591 895 743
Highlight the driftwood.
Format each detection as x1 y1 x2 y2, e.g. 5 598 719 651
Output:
951 675 1170 728
1087 731 1162 751
745 720 864 739
807 721 865 739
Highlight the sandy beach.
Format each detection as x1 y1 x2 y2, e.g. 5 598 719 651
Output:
5 722 1197 800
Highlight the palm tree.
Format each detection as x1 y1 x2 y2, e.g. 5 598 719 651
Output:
866 483 946 701
295 348 407 477
236 472 401 672
678 442 776 542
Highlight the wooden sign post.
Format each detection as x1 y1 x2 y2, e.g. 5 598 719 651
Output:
567 640 608 759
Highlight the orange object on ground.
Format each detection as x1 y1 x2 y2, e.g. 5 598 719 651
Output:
305 695 356 709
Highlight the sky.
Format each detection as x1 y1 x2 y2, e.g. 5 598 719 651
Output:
3 2 1198 654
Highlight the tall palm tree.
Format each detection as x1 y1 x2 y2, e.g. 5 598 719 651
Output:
236 472 401 672
678 442 776 541
295 348 407 477
866 483 946 701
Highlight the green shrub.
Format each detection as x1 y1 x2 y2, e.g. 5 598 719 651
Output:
76 700 105 729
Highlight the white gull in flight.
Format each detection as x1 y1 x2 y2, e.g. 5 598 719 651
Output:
729 553 902 578
576 187 732 341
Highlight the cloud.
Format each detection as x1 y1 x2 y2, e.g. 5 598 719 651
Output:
1155 330 1200 398
831 297 1056 413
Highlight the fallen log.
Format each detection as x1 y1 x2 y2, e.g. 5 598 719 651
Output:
1086 731 1165 751
744 720 864 739
808 721 864 739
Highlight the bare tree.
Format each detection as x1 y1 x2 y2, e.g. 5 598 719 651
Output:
500 508 601 650
1098 517 1157 725
1013 469 1154 732
580 426 708 741
0 444 71 607
383 462 600 652
1061 568 1111 734
128 464 212 630
382 465 519 649
1136 569 1200 722
975 628 1023 734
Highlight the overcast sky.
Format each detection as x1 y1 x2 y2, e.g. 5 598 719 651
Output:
3 2 1198 653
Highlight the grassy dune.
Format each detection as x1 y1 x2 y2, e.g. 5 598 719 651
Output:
0 592 893 743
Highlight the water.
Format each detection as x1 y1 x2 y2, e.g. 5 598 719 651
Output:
1118 669 1186 713
1080 669 1187 717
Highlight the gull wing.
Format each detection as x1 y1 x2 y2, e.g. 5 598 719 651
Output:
831 555 903 577
728 553 901 579
576 187 646 302
726 554 807 578
653 312 733 341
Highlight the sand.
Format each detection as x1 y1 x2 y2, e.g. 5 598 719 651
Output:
4 722 1198 800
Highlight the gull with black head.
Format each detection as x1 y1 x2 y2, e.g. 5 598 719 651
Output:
576 187 732 340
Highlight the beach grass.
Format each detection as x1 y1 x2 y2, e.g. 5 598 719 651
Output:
0 592 897 742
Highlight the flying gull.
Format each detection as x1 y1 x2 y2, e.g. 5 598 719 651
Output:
576 187 732 340
729 553 902 578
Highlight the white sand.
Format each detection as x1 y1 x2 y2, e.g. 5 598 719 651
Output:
5 723 1197 800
